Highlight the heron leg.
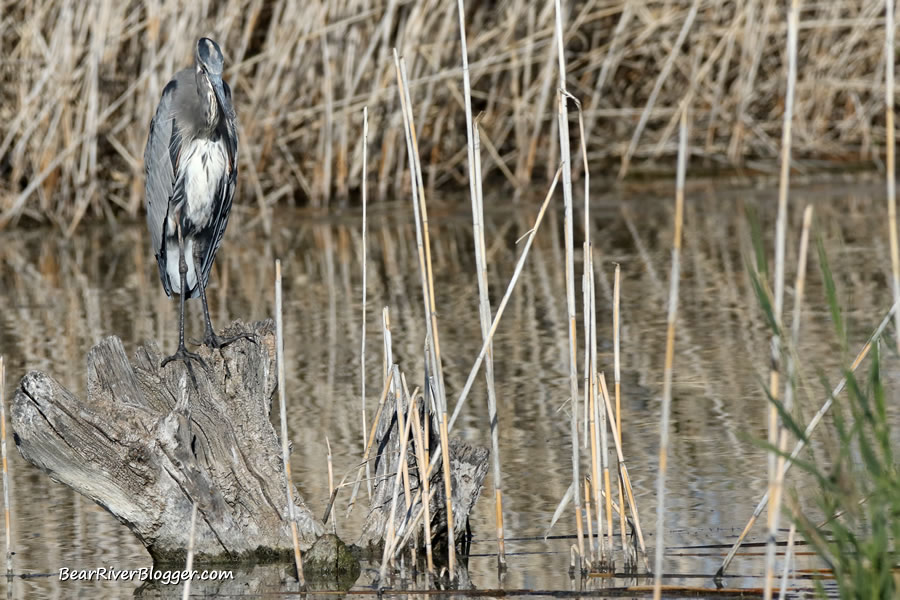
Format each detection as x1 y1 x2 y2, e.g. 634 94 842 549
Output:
197 275 255 349
161 216 207 384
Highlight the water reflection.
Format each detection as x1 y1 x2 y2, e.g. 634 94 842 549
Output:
0 180 896 598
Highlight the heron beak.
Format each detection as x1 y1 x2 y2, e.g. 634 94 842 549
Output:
211 76 234 121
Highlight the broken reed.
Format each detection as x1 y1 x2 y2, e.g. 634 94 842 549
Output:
5 3 895 230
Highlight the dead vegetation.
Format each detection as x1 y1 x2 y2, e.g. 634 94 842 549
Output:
0 0 893 229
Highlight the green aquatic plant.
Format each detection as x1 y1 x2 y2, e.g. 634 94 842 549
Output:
749 231 900 598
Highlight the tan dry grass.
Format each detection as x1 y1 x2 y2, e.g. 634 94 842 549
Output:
0 0 892 229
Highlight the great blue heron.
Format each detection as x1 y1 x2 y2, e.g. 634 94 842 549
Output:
144 37 249 376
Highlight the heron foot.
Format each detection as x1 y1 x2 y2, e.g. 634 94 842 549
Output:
199 329 257 349
161 345 209 387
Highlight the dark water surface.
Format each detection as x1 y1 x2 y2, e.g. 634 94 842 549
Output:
0 179 897 598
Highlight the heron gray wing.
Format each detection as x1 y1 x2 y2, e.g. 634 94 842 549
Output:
197 80 238 288
144 78 182 296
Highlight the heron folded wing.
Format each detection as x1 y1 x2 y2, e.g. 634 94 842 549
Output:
144 79 180 296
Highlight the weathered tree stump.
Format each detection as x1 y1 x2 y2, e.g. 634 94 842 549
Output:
358 387 490 563
12 320 324 563
11 318 490 579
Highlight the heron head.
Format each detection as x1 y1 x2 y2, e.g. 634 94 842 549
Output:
195 38 224 77
194 38 234 126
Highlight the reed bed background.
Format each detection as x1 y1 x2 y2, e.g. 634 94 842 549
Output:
0 0 896 229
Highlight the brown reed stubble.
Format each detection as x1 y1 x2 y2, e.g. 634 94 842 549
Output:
2 2 895 229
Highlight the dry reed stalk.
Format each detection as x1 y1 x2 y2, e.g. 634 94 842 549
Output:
589 257 612 566
583 478 595 567
389 166 563 559
379 365 414 580
383 307 393 389
275 259 305 585
326 436 336 533
653 108 688 600
408 387 435 574
458 0 506 562
8 2 900 228
181 502 198 600
612 263 625 561
598 372 649 570
361 106 372 500
553 0 585 565
347 366 395 516
886 0 900 354
585 249 603 565
716 298 900 576
399 375 415 510
475 124 508 569
0 357 10 577
764 3 799 597
778 523 797 600
764 203 813 599
393 50 456 577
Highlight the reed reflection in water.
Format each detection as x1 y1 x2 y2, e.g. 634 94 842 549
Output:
0 180 898 598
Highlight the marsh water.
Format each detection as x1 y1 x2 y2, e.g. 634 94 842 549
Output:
1 178 898 598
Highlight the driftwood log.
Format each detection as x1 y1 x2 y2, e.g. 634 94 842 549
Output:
11 318 489 579
12 320 324 563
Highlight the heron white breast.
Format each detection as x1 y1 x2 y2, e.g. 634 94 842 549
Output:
182 137 228 229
